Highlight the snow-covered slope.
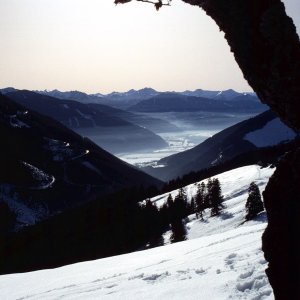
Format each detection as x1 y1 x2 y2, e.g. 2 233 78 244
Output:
244 118 297 147
0 165 275 299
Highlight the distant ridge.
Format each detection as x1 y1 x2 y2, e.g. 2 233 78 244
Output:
127 93 266 113
1 87 257 109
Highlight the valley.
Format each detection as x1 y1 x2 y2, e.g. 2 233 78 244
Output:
117 111 257 166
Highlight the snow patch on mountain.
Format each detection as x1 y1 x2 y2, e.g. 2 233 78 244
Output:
75 109 96 127
9 114 30 128
0 184 46 227
22 162 55 190
244 118 297 147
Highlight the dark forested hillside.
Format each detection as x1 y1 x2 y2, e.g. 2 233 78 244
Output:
0 93 161 231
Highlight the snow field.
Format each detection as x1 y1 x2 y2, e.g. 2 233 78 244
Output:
0 165 275 300
244 118 297 147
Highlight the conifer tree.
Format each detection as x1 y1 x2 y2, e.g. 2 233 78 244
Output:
178 187 188 204
195 182 205 220
206 178 213 208
210 178 224 216
170 218 187 243
143 199 160 232
173 188 189 219
161 193 173 225
159 201 168 219
190 197 195 215
167 193 173 209
163 190 188 243
245 182 264 221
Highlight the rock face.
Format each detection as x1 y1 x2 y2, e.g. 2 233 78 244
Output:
262 149 300 299
179 1 300 298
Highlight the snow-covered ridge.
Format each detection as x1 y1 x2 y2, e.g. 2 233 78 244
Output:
0 165 275 299
244 118 297 147
150 165 273 208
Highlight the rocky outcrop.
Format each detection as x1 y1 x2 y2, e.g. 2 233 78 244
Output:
262 149 300 299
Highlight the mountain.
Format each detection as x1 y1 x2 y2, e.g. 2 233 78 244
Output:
142 110 298 181
106 87 159 100
180 88 256 100
36 89 101 104
0 87 18 95
128 93 267 113
0 93 161 231
0 165 274 299
87 103 180 133
6 90 168 154
91 88 160 109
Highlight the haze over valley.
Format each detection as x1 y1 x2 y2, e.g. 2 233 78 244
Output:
1 87 269 169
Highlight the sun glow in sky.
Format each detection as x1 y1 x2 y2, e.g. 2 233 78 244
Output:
0 0 299 94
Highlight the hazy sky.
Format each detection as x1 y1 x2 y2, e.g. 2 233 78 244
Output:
1 0 299 94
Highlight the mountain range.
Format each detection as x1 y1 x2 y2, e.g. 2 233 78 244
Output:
1 87 259 110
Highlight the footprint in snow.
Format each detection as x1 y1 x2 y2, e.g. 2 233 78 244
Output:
105 284 118 289
239 269 254 279
225 253 238 269
142 271 171 283
235 268 272 300
194 268 206 275
128 273 144 280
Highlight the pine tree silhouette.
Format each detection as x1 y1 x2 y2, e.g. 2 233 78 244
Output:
173 188 189 220
245 182 264 221
190 197 195 215
195 182 206 219
170 218 187 243
209 178 224 216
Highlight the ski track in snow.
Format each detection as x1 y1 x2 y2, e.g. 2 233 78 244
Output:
0 165 275 300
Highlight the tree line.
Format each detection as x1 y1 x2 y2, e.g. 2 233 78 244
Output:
143 178 264 244
0 176 264 274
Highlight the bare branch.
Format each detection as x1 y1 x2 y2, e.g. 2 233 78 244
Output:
114 0 172 11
